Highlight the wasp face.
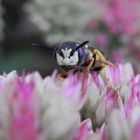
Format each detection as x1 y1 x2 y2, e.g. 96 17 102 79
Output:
55 41 89 71
56 47 79 69
54 41 81 70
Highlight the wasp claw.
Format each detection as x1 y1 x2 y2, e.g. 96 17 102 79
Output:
57 73 68 80
57 76 64 80
104 60 114 66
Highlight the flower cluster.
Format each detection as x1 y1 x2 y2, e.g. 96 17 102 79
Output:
90 0 140 65
0 71 87 140
102 0 139 35
1 63 140 139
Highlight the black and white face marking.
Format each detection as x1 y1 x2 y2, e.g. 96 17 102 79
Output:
56 48 79 66
55 40 89 68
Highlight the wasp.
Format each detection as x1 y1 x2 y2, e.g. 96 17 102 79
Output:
54 40 113 79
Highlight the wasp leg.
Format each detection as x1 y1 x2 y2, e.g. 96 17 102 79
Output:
86 59 94 72
93 49 114 66
103 60 114 66
57 73 68 80
92 64 106 71
93 49 106 61
92 64 109 80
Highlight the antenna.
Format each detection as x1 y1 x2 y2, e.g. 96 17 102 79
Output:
32 43 46 48
75 40 89 50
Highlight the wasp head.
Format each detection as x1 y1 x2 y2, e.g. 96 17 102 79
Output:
54 41 89 71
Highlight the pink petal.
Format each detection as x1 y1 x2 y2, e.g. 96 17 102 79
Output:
8 77 38 140
130 119 140 140
10 112 37 140
108 65 121 88
73 119 93 140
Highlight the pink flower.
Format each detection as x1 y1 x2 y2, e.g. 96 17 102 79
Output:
101 63 134 89
106 64 121 88
0 71 88 140
106 106 140 140
103 0 139 35
82 63 134 127
130 119 140 140
9 77 37 140
73 119 93 140
0 62 140 140
40 73 88 140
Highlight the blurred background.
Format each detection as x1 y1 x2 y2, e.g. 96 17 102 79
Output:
0 0 140 77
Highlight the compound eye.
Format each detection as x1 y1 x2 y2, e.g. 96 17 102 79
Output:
56 50 64 58
69 50 75 57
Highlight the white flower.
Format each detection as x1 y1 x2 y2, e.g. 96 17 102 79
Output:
100 63 134 89
24 0 97 44
39 74 86 140
107 106 140 140
107 109 130 140
0 62 140 139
